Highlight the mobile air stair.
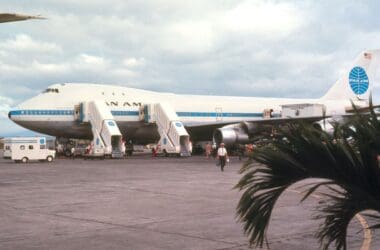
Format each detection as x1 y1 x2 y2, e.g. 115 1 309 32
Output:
79 101 124 158
141 103 191 156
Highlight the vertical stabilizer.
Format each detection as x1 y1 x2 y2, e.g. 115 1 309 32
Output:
322 50 379 102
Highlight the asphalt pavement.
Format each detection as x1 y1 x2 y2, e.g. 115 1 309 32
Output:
0 155 377 249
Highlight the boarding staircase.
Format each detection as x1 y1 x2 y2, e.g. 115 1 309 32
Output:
80 101 124 158
141 103 191 156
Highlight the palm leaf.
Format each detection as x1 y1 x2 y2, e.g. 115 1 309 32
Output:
236 106 380 249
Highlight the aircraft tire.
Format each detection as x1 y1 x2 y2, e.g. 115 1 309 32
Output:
65 150 71 157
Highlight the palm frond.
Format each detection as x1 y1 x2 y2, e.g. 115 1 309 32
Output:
236 106 380 249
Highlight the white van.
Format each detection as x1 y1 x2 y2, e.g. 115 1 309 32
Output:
3 139 11 159
8 137 56 163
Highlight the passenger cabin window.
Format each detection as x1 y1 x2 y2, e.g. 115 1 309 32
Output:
29 145 34 150
20 145 25 150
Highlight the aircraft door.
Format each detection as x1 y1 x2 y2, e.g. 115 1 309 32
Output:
263 108 274 119
74 104 81 122
215 107 223 121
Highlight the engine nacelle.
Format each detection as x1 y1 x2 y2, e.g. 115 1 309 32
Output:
213 122 257 146
240 121 261 134
213 127 249 146
313 119 338 135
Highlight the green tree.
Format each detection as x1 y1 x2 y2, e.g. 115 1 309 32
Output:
235 106 380 249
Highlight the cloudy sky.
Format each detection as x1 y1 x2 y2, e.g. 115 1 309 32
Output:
1 0 380 136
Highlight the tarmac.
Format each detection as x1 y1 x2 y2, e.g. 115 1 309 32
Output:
0 154 378 250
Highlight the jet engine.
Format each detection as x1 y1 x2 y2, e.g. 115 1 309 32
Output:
313 118 341 135
213 122 262 146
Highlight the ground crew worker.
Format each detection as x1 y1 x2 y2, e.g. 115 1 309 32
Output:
121 140 126 158
188 140 193 155
152 144 160 157
71 147 75 159
212 142 217 159
246 143 254 154
205 142 212 159
217 143 228 172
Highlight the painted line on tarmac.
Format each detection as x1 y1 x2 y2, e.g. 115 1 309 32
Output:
356 213 372 250
288 189 371 250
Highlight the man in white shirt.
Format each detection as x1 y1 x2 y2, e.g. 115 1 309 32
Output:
217 143 229 172
71 147 75 159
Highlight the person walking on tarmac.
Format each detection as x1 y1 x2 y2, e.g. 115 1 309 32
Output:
71 147 75 159
217 143 229 172
205 142 212 159
212 142 217 159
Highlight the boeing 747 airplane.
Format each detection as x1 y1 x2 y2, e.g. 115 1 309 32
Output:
7 50 379 157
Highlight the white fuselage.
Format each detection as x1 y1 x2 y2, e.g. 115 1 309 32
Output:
9 83 353 143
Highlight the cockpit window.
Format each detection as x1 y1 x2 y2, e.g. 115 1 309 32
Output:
42 88 59 93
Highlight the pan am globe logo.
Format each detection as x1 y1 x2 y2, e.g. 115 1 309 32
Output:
349 66 369 95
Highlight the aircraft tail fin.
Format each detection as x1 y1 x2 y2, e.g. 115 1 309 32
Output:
322 49 379 102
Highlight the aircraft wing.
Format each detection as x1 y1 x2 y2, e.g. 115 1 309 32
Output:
345 104 380 113
184 102 380 142
0 13 46 23
183 115 328 141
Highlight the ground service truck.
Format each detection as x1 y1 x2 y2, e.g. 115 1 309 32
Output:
5 137 56 163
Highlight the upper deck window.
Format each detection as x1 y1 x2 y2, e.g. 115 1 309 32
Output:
42 88 59 93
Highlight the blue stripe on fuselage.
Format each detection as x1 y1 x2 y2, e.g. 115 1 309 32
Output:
10 110 74 116
111 111 139 116
10 109 264 118
176 112 263 117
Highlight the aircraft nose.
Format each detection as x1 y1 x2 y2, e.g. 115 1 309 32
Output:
8 111 12 119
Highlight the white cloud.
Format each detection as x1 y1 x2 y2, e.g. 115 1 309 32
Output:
123 57 145 67
31 60 69 73
223 1 302 37
154 1 303 55
162 20 216 54
0 96 13 118
77 54 106 66
0 34 62 53
0 60 24 74
111 68 137 78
